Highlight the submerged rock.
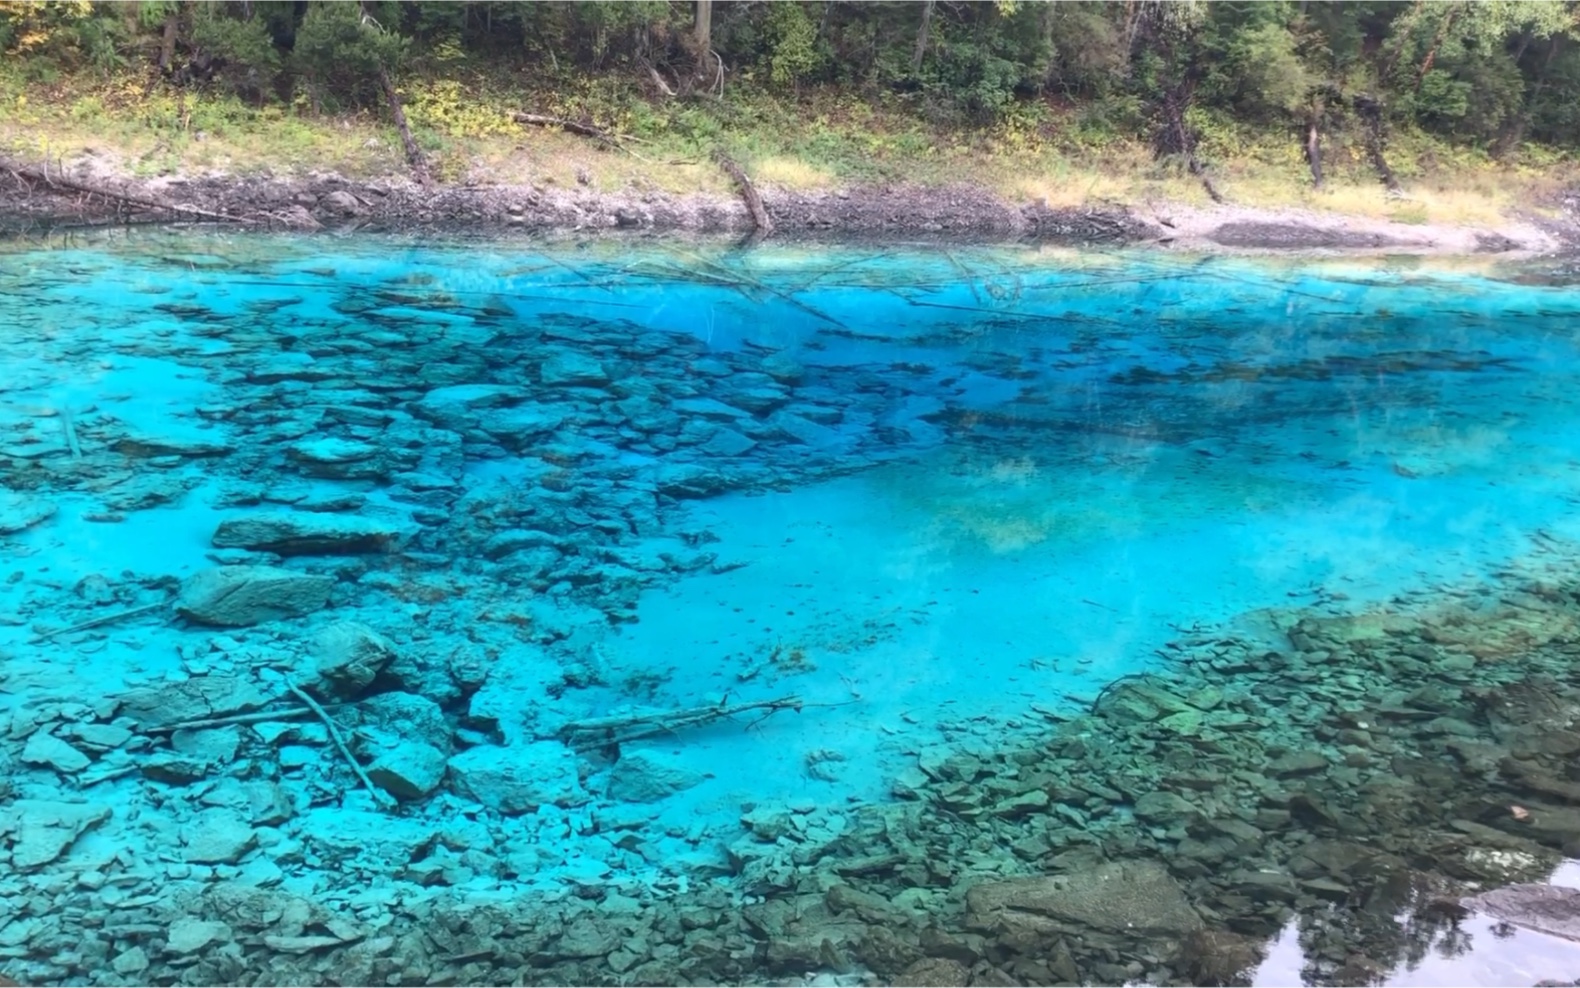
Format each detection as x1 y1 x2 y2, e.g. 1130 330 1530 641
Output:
212 511 406 555
368 742 448 801
607 749 707 802
965 860 1203 938
176 566 334 627
21 732 91 774
447 742 588 814
114 429 234 457
286 438 386 479
0 493 56 535
540 352 608 387
119 675 270 728
312 621 396 696
4 800 112 871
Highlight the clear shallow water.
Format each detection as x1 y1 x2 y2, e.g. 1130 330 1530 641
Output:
5 231 1580 985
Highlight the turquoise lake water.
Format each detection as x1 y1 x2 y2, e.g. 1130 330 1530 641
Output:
5 231 1580 986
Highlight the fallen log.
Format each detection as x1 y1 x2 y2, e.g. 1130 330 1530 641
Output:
513 112 614 140
556 695 824 748
714 151 773 234
512 112 651 162
284 677 393 807
1 156 252 224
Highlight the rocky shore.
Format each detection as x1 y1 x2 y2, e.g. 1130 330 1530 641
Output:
2 152 1575 256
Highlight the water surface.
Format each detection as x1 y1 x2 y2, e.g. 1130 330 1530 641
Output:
3 231 1580 986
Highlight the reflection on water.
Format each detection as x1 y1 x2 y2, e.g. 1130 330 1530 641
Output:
1256 862 1580 988
2 231 1580 986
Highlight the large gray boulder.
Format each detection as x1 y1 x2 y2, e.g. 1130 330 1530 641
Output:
176 566 333 627
212 512 405 556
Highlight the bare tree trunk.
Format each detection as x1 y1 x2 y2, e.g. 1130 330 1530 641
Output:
377 67 429 185
1414 2 1461 90
158 11 178 73
912 0 935 73
715 151 773 234
1305 113 1324 189
1356 95 1402 195
694 0 714 83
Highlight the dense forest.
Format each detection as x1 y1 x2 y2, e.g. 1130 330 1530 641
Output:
3 0 1579 195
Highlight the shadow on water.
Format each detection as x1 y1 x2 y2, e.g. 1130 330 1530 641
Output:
6 228 1580 985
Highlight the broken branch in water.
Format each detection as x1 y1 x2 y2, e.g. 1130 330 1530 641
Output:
29 600 170 644
284 677 392 807
141 702 353 736
555 695 848 749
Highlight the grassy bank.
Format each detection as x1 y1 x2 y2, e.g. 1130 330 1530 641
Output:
3 66 1574 229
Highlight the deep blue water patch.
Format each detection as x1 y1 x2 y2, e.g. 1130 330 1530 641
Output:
5 231 1580 986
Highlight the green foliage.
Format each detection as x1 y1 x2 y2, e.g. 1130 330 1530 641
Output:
7 0 1580 167
293 1 409 109
763 2 822 88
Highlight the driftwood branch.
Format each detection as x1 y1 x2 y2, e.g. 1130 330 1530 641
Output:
1 156 252 224
556 695 825 748
29 600 170 644
714 152 773 234
142 703 350 736
284 677 393 807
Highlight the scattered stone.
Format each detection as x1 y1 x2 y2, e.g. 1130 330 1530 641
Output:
21 731 91 773
368 741 448 800
166 917 233 955
181 808 259 864
4 800 112 870
176 566 334 627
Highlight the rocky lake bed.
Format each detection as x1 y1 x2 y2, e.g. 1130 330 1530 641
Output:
4 231 1580 986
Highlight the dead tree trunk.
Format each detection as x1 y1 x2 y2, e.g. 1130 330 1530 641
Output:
378 67 429 185
912 0 935 72
1305 111 1324 189
1156 80 1223 203
158 12 179 73
693 0 716 93
715 152 773 235
1356 95 1402 195
356 1 429 186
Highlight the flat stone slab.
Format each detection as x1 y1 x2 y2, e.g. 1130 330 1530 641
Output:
212 512 406 556
176 565 334 627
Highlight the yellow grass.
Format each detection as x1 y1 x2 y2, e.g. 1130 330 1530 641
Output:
751 155 837 189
